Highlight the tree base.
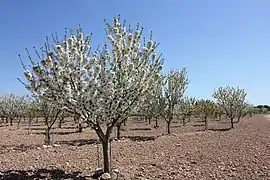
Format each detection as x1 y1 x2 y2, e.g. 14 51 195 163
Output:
91 167 120 180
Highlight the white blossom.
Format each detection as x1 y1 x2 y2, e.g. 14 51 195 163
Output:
21 16 164 173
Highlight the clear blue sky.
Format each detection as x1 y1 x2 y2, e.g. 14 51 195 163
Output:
0 0 269 105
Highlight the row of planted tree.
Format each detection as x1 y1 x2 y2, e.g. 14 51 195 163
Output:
0 16 259 175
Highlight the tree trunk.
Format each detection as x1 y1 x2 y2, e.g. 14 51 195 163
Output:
204 117 208 130
167 120 171 134
78 122 83 133
182 117 186 126
123 119 126 126
74 116 78 124
58 117 64 128
148 117 151 124
5 117 8 124
45 128 52 145
230 118 234 129
101 136 110 173
10 118 13 126
155 117 158 128
116 123 121 139
188 116 191 122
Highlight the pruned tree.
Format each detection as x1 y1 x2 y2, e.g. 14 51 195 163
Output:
195 99 215 130
25 97 41 134
213 104 224 121
177 96 196 126
0 94 26 126
136 76 163 127
159 68 189 134
39 99 62 145
16 95 33 129
244 104 257 117
20 16 163 173
213 86 247 129
235 102 247 123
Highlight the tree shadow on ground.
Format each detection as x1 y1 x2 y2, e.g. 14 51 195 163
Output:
60 126 77 130
193 124 205 127
56 139 100 146
196 127 232 132
209 127 232 132
130 127 152 131
131 121 146 124
26 127 57 131
0 124 9 127
0 169 88 180
23 123 44 127
30 131 79 135
122 135 156 141
0 144 38 154
171 125 182 128
217 121 231 124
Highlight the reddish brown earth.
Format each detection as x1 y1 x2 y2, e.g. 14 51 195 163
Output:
0 115 269 180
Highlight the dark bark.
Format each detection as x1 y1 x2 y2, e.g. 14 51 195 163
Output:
204 116 208 130
73 115 78 124
182 117 186 126
167 120 171 134
5 117 8 124
123 119 126 126
188 116 191 122
148 117 151 124
44 110 61 145
102 136 110 173
58 117 64 128
155 117 159 128
94 124 113 173
45 128 52 145
116 123 121 139
10 118 13 126
230 118 234 129
78 123 83 132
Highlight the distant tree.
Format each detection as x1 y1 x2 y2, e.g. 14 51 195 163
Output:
213 104 224 121
196 99 215 130
159 68 189 134
213 86 247 128
177 96 196 125
0 94 26 126
25 97 41 134
235 102 247 122
242 104 256 117
39 99 62 145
